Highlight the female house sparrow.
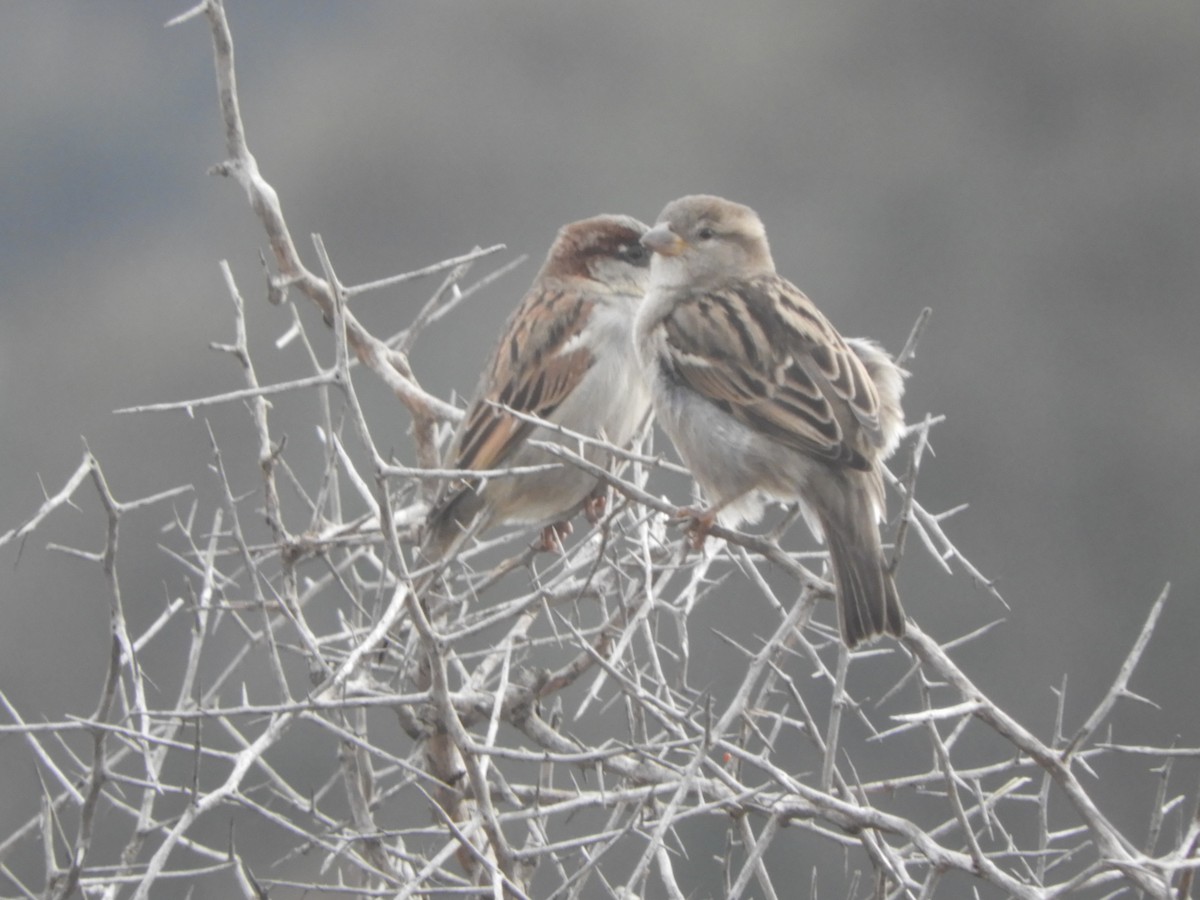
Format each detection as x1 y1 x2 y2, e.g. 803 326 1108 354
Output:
422 214 652 562
635 195 906 647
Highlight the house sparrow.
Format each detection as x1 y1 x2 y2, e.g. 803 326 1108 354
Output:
421 214 652 562
635 195 906 647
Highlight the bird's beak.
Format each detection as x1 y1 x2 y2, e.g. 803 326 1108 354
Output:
641 225 686 257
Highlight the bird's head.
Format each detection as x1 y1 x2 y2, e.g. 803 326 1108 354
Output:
541 214 651 296
641 195 775 285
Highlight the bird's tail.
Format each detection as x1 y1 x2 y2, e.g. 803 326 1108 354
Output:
815 477 906 647
420 482 488 565
374 486 486 664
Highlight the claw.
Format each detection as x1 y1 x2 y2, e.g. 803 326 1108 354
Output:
583 488 609 525
536 520 573 553
677 506 717 551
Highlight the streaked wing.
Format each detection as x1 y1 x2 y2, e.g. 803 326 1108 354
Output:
658 274 882 469
452 284 596 473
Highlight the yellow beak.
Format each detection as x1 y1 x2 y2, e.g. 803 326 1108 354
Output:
640 225 686 257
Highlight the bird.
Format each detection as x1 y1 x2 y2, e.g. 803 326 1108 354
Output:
634 194 906 647
421 214 653 564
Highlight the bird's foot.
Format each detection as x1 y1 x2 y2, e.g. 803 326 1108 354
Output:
676 506 717 551
583 488 609 525
536 521 573 553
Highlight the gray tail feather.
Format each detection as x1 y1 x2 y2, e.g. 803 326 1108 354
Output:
819 496 906 648
420 485 487 565
375 487 487 663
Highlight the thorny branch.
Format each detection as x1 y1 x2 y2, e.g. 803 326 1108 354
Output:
0 2 1195 898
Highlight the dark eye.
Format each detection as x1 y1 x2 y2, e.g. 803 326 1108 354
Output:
696 226 716 240
621 244 646 262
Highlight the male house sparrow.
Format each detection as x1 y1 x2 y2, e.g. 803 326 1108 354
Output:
422 214 652 562
635 195 906 647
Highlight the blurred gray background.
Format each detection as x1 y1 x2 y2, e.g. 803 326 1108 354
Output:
1 0 1197 893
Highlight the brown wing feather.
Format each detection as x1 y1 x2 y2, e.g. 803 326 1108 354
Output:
451 286 596 473
660 274 883 470
422 285 597 560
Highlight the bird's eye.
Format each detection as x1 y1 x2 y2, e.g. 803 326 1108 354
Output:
696 226 716 240
620 244 646 262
